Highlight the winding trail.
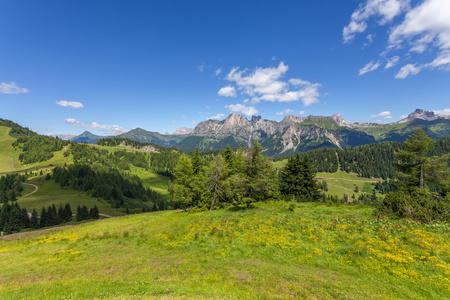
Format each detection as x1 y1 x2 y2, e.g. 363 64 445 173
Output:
8 156 15 170
22 183 39 197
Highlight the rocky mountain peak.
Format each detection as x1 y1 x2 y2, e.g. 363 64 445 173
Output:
173 127 194 135
398 109 439 123
280 115 305 124
224 113 250 127
330 114 350 126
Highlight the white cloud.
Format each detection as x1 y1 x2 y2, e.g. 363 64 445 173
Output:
343 0 409 43
198 65 206 72
399 114 408 119
276 108 294 116
0 81 29 94
370 111 393 118
389 0 450 50
395 63 423 78
433 108 450 116
384 56 400 69
215 68 222 76
225 104 258 116
359 60 382 75
299 110 306 115
217 86 236 97
208 113 225 120
427 50 450 70
56 100 84 109
225 62 320 106
181 115 188 119
64 118 126 134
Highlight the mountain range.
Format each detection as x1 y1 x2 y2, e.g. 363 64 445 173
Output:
71 109 450 157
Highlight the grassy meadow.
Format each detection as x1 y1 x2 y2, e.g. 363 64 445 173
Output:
1 202 449 299
16 176 126 217
273 158 383 198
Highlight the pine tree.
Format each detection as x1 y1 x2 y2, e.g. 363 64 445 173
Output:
396 128 435 191
30 208 39 229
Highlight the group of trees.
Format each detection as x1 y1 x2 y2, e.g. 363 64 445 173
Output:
13 135 69 163
52 164 169 212
173 142 321 210
0 201 101 235
76 205 99 221
377 128 450 222
0 174 23 203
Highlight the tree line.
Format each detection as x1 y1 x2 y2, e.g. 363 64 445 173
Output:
173 142 321 211
0 202 98 235
0 174 23 203
13 135 69 164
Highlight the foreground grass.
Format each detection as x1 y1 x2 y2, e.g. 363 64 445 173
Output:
1 202 449 299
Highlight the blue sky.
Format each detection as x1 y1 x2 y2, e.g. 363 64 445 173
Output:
1 0 449 136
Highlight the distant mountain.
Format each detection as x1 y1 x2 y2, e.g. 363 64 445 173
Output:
117 128 185 148
71 131 105 143
68 108 450 157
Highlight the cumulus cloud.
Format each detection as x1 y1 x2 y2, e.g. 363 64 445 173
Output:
56 100 84 109
208 113 225 120
343 0 409 43
395 63 423 78
0 81 29 94
384 56 400 69
64 118 126 134
218 86 236 97
433 108 450 116
225 62 320 106
345 0 450 77
276 108 295 116
359 60 382 75
225 104 258 116
370 111 393 118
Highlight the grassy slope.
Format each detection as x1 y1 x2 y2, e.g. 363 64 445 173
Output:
0 125 71 175
273 159 382 198
0 126 18 173
1 202 449 299
17 175 126 217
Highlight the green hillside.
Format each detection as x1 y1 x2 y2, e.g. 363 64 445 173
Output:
1 202 449 299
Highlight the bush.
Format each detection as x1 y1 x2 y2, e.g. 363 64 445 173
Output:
376 190 450 223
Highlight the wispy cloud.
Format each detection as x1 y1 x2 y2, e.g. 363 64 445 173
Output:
215 68 222 76
64 118 126 134
56 100 84 109
299 110 306 115
218 86 236 97
395 63 423 79
225 103 258 116
276 108 294 116
384 56 400 69
343 0 409 43
359 60 381 75
344 0 450 78
224 62 321 106
370 111 393 119
208 113 225 120
0 81 29 94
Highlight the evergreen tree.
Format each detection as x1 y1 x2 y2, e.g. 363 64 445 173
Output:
396 128 435 191
30 208 39 229
173 154 194 210
90 205 100 219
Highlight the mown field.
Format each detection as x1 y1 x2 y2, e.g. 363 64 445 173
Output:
16 175 126 217
1 202 449 299
274 158 383 198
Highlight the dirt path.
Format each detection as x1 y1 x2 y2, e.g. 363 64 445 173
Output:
8 156 15 170
318 177 379 183
22 182 39 197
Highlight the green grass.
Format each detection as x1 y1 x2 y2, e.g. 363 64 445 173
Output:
1 202 449 299
17 176 126 217
0 126 18 173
